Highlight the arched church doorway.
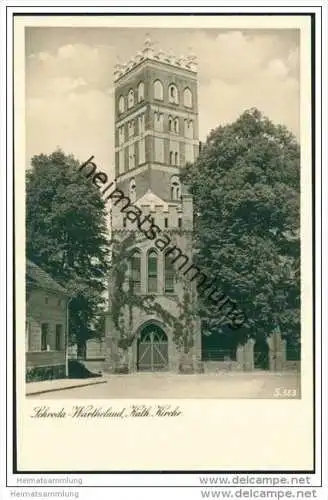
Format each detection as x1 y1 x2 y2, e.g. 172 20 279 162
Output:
137 324 168 371
254 338 269 370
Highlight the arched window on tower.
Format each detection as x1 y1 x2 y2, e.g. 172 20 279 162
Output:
128 89 134 109
147 249 158 293
183 87 192 108
129 178 136 202
138 82 145 102
174 117 179 134
154 112 164 132
168 115 173 132
154 80 164 101
164 251 175 293
184 119 194 139
118 95 125 114
130 249 141 293
168 84 179 104
170 175 181 200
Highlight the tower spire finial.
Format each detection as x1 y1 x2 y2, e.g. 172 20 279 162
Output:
142 32 155 58
144 32 152 46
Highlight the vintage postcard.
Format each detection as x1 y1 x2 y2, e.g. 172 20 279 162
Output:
7 10 319 478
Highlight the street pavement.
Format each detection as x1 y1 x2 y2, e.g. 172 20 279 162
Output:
27 371 301 399
26 377 106 396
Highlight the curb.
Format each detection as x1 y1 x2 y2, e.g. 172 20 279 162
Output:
26 379 107 396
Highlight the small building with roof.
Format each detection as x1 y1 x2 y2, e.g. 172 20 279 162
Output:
26 259 70 381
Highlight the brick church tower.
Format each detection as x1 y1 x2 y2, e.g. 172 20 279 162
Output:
105 37 201 373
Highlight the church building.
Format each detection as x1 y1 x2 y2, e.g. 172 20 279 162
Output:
104 37 202 373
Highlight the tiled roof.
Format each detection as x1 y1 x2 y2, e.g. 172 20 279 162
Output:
26 260 69 295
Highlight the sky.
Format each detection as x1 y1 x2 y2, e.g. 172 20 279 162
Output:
26 27 300 177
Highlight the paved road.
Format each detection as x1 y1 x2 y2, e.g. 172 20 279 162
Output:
28 371 301 399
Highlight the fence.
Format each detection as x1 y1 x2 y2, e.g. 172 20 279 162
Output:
68 339 105 360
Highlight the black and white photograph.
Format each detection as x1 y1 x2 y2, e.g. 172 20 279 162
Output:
25 25 302 400
6 10 321 477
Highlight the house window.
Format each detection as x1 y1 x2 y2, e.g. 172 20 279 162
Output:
147 249 158 293
41 323 49 351
118 95 125 114
55 324 63 351
183 87 192 108
129 178 136 202
138 82 145 102
171 175 181 200
164 251 175 293
128 89 134 109
130 250 141 293
169 84 178 104
154 80 163 100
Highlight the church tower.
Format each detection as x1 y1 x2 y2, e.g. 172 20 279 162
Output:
113 36 199 201
106 37 201 373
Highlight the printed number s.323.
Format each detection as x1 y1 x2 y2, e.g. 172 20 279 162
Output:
273 387 297 398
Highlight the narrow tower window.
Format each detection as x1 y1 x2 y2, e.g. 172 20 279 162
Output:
118 125 125 145
168 116 173 132
164 251 175 293
138 82 145 102
154 112 164 132
118 96 125 114
170 175 181 200
129 178 136 202
154 80 164 101
147 250 158 293
130 250 141 293
174 117 179 134
128 89 134 109
183 87 192 108
168 84 179 104
184 119 194 139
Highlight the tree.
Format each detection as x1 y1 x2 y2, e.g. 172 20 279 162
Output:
181 108 300 351
173 277 200 373
26 149 110 356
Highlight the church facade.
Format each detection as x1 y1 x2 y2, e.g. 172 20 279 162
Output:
104 39 202 373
